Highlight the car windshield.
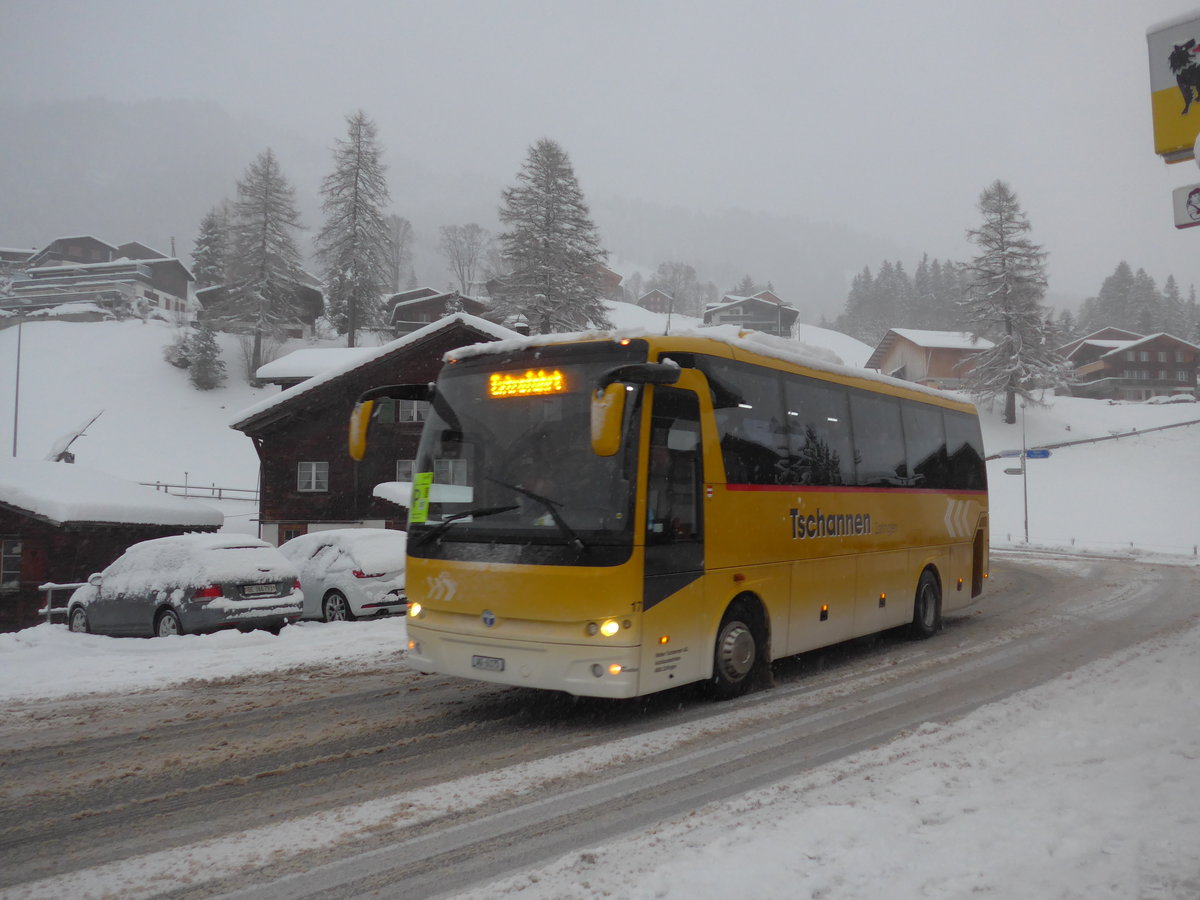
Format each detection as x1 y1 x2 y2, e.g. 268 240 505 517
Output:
408 341 646 551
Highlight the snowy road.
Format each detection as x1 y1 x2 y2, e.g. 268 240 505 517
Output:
1 555 1195 899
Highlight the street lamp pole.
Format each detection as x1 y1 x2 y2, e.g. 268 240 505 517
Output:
11 319 21 457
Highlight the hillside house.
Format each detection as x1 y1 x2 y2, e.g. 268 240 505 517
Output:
384 289 491 336
637 289 673 314
1059 330 1199 401
0 236 196 321
865 329 993 389
195 270 325 338
703 290 800 337
0 459 222 632
230 314 520 545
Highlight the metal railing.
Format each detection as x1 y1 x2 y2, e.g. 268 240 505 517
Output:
38 581 86 623
139 481 259 502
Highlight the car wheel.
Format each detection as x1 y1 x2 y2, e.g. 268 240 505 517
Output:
155 608 184 638
323 591 354 622
910 569 942 639
710 602 759 700
68 606 90 634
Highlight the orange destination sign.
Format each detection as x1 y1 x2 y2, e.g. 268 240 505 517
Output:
488 369 567 398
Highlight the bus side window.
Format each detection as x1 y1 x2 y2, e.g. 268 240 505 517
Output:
647 389 702 543
849 392 908 487
902 401 949 489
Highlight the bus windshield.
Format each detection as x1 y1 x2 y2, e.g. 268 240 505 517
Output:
408 341 646 557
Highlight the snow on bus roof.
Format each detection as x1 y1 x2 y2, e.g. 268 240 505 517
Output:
0 458 223 528
446 326 975 407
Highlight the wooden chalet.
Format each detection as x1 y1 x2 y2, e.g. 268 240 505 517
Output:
1 236 196 320
230 314 519 545
865 329 993 389
1059 330 1199 401
703 290 800 338
0 459 222 632
637 289 673 314
384 288 492 336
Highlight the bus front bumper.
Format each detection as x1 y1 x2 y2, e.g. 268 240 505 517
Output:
406 628 642 699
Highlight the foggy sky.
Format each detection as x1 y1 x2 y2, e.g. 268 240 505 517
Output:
3 0 1199 304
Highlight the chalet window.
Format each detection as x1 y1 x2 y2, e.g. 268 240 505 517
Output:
281 525 307 542
297 461 329 492
1159 370 1168 380
1158 351 1168 363
374 399 397 424
1140 351 1150 362
1125 351 1136 361
1176 351 1186 363
396 459 415 482
0 539 20 592
1178 370 1189 382
398 399 429 422
434 458 471 485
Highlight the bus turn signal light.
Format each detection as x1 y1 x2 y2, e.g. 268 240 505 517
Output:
659 635 670 645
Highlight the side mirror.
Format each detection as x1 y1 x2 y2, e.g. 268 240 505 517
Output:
590 362 679 457
88 573 102 586
348 383 434 461
590 383 627 456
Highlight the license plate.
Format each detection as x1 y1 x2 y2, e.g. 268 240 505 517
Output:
471 655 505 672
242 583 277 597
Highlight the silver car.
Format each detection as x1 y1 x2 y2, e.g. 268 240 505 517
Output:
67 533 303 637
278 528 407 622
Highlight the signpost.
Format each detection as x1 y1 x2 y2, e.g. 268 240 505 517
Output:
1147 13 1200 164
1172 182 1200 228
999 402 1054 543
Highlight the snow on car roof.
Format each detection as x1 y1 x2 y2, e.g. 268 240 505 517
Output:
102 533 296 593
279 528 407 573
0 458 223 528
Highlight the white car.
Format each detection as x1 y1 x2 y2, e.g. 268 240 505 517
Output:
67 533 303 638
278 528 408 622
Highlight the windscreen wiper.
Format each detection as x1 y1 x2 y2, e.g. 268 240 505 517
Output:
486 478 585 551
413 505 518 547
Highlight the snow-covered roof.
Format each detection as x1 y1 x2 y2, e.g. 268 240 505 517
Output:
1087 332 1200 360
0 458 223 528
255 348 375 382
865 329 993 371
230 313 521 429
887 329 994 351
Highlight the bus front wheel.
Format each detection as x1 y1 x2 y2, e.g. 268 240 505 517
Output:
910 570 941 639
711 603 758 700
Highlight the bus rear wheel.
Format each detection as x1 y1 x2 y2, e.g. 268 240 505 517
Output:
711 603 758 700
910 570 941 639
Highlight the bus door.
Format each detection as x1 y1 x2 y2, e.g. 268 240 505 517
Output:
644 387 704 583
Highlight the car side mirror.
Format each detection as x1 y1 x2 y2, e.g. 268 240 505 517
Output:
88 573 102 586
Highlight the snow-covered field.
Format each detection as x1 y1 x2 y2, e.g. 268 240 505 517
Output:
2 310 1198 898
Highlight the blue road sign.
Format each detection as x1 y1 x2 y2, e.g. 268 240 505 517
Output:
1025 449 1052 459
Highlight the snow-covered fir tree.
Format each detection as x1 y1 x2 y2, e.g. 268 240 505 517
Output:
494 138 610 334
224 148 305 375
191 203 230 290
188 323 227 390
316 110 393 347
960 179 1066 424
1162 274 1184 336
438 223 491 294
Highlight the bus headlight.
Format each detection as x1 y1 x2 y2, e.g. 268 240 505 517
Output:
599 619 620 637
409 602 423 617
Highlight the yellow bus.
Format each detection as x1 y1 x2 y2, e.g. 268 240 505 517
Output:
350 330 988 700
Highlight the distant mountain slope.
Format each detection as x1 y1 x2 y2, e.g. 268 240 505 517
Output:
1 98 909 322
